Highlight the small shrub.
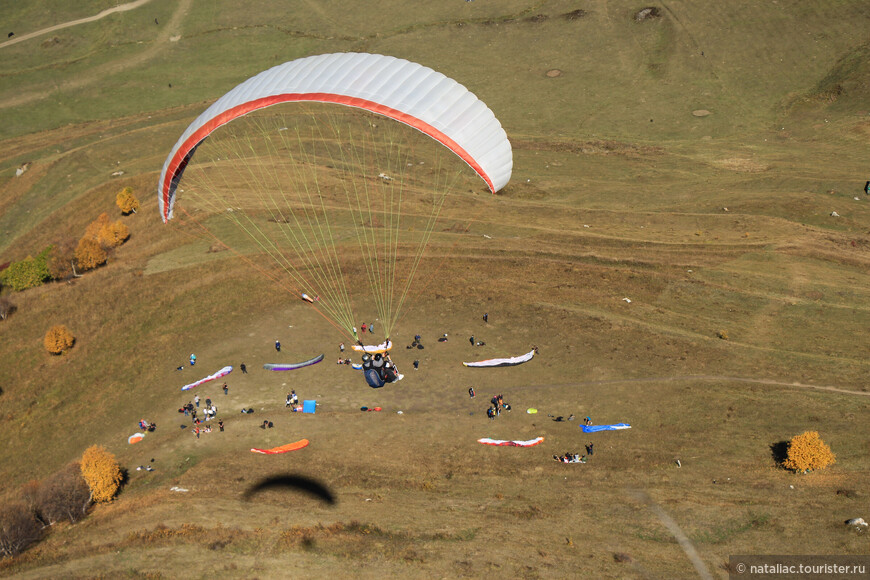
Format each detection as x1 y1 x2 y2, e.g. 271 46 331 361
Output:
74 237 107 271
44 325 75 355
716 330 729 340
0 502 42 557
80 445 123 503
115 187 140 215
783 431 836 473
0 248 51 291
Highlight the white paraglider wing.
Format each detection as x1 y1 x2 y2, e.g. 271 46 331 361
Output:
158 52 512 222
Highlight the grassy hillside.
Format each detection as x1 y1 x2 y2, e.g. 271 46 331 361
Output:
1 1 869 578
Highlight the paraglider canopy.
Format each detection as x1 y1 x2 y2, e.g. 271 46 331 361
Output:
159 53 512 223
158 53 512 343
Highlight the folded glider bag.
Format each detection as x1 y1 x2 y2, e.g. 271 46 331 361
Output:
581 423 631 433
251 439 310 454
181 365 233 391
463 350 536 368
263 354 324 371
302 400 317 414
477 437 544 447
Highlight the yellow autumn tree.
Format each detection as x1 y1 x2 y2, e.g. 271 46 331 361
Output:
44 325 75 354
97 220 130 248
80 445 122 503
783 431 836 473
83 213 111 241
115 187 140 215
74 237 107 271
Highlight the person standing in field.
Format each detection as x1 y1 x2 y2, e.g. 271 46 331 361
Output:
275 340 281 352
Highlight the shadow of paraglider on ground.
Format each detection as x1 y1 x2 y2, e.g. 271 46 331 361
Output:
242 474 336 505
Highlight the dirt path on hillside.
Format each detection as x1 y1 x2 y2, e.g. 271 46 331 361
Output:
627 489 715 580
0 0 191 110
528 374 870 397
0 0 155 49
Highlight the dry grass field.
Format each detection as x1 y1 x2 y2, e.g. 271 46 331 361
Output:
1 1 869 578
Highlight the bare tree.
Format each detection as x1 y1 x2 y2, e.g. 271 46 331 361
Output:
0 296 15 321
34 464 91 525
0 502 42 557
48 239 80 280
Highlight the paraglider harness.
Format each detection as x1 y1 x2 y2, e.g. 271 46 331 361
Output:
360 345 401 388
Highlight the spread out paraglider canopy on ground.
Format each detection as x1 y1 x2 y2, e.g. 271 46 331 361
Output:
181 366 233 391
128 433 145 444
263 354 324 371
251 439 310 454
463 350 536 368
158 53 512 343
478 437 544 447
581 423 631 433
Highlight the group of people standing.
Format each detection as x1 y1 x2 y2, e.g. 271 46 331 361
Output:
180 395 220 424
486 393 511 419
